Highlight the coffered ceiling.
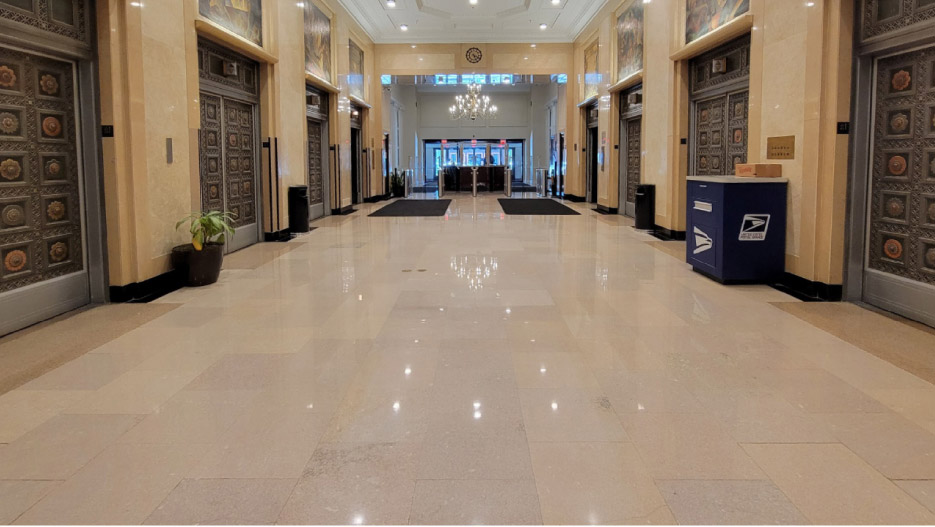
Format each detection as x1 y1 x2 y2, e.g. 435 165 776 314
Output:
336 0 608 44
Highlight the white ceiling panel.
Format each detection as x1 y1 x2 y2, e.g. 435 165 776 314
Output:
336 0 608 43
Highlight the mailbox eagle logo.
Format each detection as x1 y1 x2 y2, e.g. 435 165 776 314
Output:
739 214 770 241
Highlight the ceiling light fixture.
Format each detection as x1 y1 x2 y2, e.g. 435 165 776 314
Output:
470 0 478 4
386 0 396 6
551 0 560 4
450 84 498 122
400 24 408 31
539 23 548 30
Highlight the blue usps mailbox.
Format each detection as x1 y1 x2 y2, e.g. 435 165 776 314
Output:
686 176 788 283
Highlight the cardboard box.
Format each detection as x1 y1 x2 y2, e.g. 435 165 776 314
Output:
735 163 782 178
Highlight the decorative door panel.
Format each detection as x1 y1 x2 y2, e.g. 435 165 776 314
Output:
626 117 641 204
0 0 91 47
199 93 223 214
221 99 256 228
0 46 82 294
198 94 258 230
307 118 323 206
861 0 935 42
694 96 726 176
867 45 935 285
726 90 749 173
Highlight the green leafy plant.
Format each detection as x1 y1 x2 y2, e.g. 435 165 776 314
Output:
176 211 235 251
390 169 405 197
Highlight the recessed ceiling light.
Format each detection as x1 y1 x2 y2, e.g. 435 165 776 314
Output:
400 24 408 31
539 23 548 30
386 0 396 6
551 0 560 4
470 0 478 4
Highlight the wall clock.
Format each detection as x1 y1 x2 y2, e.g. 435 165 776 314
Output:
465 47 483 64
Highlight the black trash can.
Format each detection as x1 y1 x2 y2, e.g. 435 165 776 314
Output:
288 185 310 234
634 184 655 230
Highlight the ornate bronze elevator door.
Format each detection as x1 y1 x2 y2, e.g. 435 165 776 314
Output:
689 35 750 176
0 46 85 298
693 91 748 176
862 45 935 323
197 38 259 253
199 94 258 252
307 118 324 220
625 117 642 212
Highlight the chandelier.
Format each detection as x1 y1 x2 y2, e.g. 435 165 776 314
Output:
449 83 498 121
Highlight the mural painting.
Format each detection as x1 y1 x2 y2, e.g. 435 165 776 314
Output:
685 0 749 43
583 39 599 101
304 1 332 83
616 0 644 82
348 39 364 100
198 0 263 46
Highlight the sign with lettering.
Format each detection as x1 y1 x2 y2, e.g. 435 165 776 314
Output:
766 136 795 160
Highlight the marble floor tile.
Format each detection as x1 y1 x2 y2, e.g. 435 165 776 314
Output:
519 388 627 442
529 442 669 524
14 443 207 524
0 481 58 524
895 480 935 515
0 413 141 480
409 479 542 525
278 442 419 525
758 369 890 414
621 412 764 480
2 195 935 524
657 479 807 525
743 443 935 524
144 478 296 525
418 435 534 480
820 411 935 479
0 389 90 443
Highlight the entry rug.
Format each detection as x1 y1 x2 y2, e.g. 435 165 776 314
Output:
369 199 452 217
498 198 580 216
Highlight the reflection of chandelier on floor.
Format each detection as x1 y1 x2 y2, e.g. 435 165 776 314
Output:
449 83 498 121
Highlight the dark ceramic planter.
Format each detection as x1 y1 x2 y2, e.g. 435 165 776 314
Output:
171 242 223 287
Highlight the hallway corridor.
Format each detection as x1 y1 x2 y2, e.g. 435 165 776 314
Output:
2 195 935 524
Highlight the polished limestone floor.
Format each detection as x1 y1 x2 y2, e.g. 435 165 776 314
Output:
3 194 935 524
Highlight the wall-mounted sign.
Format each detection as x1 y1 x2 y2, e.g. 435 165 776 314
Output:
766 136 795 160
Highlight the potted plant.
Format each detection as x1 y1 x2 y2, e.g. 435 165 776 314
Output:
390 169 405 197
171 211 234 287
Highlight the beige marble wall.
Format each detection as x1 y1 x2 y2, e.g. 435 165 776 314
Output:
573 0 852 284
97 0 376 286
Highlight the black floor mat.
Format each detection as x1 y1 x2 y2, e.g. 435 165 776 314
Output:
498 199 580 216
369 199 452 217
511 182 537 192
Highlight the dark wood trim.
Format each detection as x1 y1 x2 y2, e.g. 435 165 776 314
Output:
771 273 844 302
331 205 356 215
650 226 686 241
109 270 183 303
364 193 390 203
564 193 586 203
595 204 618 215
264 229 291 242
